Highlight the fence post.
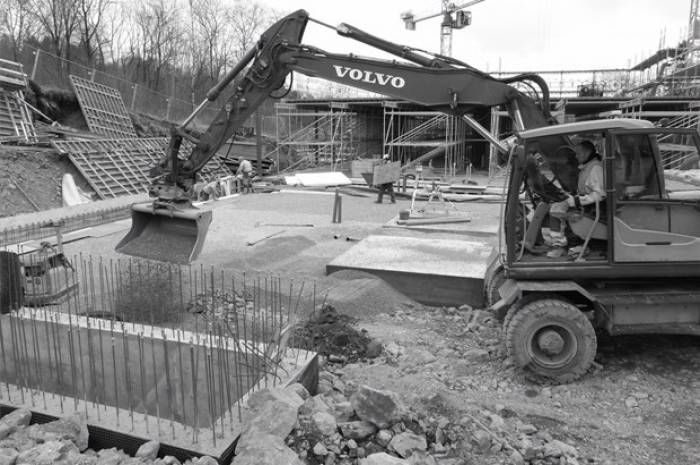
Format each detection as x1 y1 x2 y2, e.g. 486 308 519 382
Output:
166 98 172 121
31 50 40 81
130 85 138 112
90 69 96 82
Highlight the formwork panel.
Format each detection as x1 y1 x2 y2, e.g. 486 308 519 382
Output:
69 75 137 138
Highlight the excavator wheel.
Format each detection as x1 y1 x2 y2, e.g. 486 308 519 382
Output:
506 298 596 384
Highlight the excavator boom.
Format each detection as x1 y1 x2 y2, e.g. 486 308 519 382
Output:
116 9 554 263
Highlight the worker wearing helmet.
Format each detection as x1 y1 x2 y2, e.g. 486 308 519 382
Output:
375 154 396 204
566 140 605 210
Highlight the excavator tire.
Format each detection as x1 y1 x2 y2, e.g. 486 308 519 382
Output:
506 298 596 384
503 293 559 333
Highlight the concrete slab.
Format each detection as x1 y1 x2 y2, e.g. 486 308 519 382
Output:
326 235 492 307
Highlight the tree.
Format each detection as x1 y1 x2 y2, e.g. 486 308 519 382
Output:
131 0 183 90
29 0 81 62
1 0 38 60
226 1 277 62
75 0 110 67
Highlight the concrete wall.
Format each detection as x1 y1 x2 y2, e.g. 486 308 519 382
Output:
0 313 265 427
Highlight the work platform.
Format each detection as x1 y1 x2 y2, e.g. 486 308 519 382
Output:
326 235 493 307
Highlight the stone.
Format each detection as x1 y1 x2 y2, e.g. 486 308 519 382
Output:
360 452 410 465
314 442 329 456
389 432 428 458
248 387 304 411
136 440 160 461
376 429 393 447
300 396 332 416
330 401 354 422
407 450 437 465
311 412 338 437
96 447 129 465
357 447 366 458
624 396 638 409
366 340 383 358
487 413 505 431
0 448 18 465
16 440 78 465
28 414 89 451
509 450 526 465
462 349 490 363
543 440 578 458
0 410 31 440
162 456 181 465
472 430 491 452
191 456 218 465
347 439 358 450
237 400 298 453
338 421 377 440
517 424 538 435
233 435 303 465
286 383 311 400
350 386 405 429
458 304 473 312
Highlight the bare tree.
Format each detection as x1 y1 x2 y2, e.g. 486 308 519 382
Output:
75 0 110 66
131 0 184 90
1 0 38 61
28 0 81 62
226 1 277 62
190 0 228 82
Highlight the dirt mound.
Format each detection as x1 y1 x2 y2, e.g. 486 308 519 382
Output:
0 147 94 217
292 304 373 362
325 269 422 318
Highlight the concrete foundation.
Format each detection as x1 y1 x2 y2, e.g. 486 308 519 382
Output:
0 309 317 461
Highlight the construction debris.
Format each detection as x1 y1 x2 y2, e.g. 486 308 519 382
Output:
0 59 36 143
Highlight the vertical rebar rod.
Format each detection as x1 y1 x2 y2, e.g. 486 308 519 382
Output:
204 348 216 447
151 329 161 438
111 335 120 427
161 329 175 439
122 323 134 431
138 333 148 434
176 330 186 431
190 342 199 444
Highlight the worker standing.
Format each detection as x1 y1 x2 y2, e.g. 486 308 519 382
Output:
236 158 254 194
375 154 396 204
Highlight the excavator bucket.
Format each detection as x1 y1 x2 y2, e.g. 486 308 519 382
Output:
115 202 212 264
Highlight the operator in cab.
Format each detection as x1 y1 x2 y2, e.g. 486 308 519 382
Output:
566 140 605 211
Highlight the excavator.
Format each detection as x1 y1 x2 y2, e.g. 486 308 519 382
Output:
116 10 700 382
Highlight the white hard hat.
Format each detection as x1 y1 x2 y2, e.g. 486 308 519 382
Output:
382 154 390 160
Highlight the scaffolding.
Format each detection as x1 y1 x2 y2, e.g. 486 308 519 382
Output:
382 103 468 176
270 102 359 172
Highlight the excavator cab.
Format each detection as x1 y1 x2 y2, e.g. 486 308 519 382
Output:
115 201 212 264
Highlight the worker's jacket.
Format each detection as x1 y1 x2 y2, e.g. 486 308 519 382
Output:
577 158 605 206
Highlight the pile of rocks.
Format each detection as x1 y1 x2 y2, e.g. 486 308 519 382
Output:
0 408 216 465
236 369 582 465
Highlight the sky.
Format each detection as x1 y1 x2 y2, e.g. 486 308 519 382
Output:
250 0 692 72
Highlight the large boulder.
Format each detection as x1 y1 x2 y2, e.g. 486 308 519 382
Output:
360 452 410 465
237 399 298 453
16 440 79 465
0 410 31 440
0 448 18 465
233 434 303 465
27 414 89 451
135 440 160 461
388 432 427 458
338 421 377 440
299 396 331 417
350 386 405 429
